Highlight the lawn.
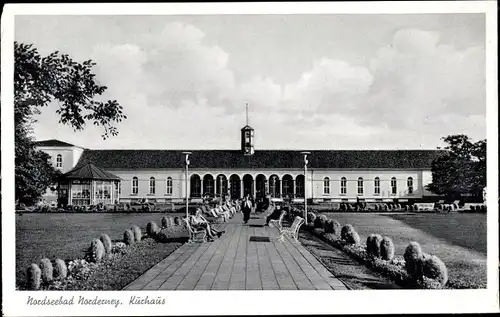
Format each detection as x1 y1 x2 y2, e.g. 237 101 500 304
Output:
323 212 487 288
15 212 186 288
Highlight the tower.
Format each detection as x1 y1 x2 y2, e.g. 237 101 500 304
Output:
241 103 255 155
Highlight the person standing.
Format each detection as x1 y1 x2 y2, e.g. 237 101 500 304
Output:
242 195 252 224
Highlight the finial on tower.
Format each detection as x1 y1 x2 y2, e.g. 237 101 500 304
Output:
246 102 249 126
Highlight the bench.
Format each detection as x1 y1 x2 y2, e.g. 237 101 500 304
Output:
183 216 207 243
200 205 224 223
269 209 286 230
277 216 305 243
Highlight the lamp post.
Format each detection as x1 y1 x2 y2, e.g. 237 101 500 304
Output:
300 152 311 225
182 152 192 218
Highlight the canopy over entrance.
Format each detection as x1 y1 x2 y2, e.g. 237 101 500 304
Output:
60 162 121 181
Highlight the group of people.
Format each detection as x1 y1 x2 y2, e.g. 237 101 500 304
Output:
188 194 285 242
241 194 283 226
188 208 226 242
188 197 242 242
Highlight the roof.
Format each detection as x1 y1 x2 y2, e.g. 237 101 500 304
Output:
75 149 446 170
61 162 121 181
241 125 254 130
35 139 76 147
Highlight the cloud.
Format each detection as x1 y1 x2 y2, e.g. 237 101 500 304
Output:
362 28 485 129
31 22 485 150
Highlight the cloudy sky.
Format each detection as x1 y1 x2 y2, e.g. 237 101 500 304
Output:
15 14 486 150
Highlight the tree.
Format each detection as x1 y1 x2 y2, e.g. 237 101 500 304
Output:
426 134 486 201
15 42 126 205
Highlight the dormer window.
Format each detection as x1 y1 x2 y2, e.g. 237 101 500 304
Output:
56 154 63 168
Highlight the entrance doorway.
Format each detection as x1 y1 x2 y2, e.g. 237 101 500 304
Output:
255 174 267 199
242 174 254 198
229 174 241 199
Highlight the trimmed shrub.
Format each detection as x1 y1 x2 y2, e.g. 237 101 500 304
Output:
156 226 189 243
380 236 395 261
89 239 105 262
366 234 375 254
161 216 172 228
331 220 341 236
147 221 160 237
173 216 181 226
39 258 53 284
124 229 135 245
345 229 361 245
53 258 67 279
131 225 142 241
27 263 41 290
340 224 354 241
417 276 444 289
422 255 448 286
307 212 317 224
99 234 112 254
404 241 423 278
370 234 383 257
318 214 328 228
324 219 334 233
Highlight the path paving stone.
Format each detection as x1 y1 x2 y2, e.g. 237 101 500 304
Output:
124 212 348 290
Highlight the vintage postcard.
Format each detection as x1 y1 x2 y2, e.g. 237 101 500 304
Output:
1 1 498 316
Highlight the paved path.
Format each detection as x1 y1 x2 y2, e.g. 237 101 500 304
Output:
124 212 347 290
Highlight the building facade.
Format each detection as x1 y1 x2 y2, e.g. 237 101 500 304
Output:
36 124 443 206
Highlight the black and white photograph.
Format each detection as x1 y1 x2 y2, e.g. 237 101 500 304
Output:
1 1 498 316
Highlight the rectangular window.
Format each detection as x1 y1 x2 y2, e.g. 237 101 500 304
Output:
95 181 113 205
71 182 91 206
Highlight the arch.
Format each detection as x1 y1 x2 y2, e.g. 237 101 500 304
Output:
282 174 294 198
56 154 63 168
391 177 397 195
242 174 254 198
357 177 364 196
132 176 139 195
229 174 241 199
295 175 305 198
203 174 215 197
166 177 173 195
269 174 281 198
149 177 156 194
215 174 228 198
407 177 414 194
323 177 330 194
340 177 347 195
255 174 267 199
190 174 201 198
374 177 381 195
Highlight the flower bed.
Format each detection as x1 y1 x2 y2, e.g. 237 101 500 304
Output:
303 211 450 289
21 215 188 290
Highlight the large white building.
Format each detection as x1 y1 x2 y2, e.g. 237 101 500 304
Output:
36 123 443 207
